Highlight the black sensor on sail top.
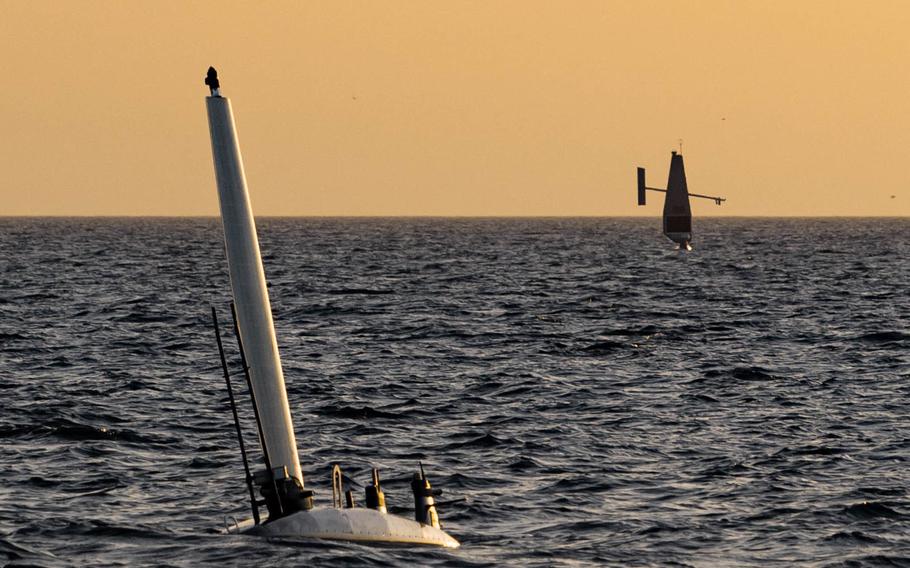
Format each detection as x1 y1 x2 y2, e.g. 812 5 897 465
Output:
636 150 725 250
205 67 220 96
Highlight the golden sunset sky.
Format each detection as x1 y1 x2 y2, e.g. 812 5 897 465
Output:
2 1 908 216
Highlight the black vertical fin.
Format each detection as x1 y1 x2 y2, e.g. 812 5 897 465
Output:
637 167 647 206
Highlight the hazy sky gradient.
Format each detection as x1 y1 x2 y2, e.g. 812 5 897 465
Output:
3 1 908 216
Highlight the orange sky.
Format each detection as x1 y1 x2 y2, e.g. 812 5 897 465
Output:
2 1 908 216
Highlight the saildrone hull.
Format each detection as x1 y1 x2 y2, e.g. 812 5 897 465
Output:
227 507 460 548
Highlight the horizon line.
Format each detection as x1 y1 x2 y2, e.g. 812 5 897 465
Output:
0 214 907 220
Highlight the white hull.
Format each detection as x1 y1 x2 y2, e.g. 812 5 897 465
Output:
227 507 460 548
665 231 691 247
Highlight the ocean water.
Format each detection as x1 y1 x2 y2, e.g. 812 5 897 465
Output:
0 217 908 567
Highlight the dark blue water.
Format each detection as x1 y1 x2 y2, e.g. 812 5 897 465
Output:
1 217 908 566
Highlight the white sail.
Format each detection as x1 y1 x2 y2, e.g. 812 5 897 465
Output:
206 95 303 485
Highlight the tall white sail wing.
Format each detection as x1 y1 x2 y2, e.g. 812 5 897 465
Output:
206 95 303 485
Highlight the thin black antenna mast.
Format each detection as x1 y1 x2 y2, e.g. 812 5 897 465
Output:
211 306 260 525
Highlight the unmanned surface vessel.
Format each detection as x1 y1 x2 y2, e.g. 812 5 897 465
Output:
203 67 458 548
637 150 725 250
